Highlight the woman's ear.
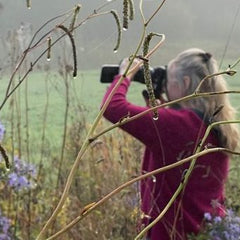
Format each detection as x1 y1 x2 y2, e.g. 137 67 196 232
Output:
183 76 191 92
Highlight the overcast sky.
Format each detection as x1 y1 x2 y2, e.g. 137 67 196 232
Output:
0 0 240 69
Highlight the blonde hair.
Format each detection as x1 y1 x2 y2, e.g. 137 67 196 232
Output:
168 48 239 150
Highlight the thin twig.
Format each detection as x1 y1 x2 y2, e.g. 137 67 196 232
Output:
90 89 240 141
194 70 236 93
0 10 123 112
5 10 73 99
56 71 70 189
145 0 167 26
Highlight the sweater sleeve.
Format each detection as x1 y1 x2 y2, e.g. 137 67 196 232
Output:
101 75 160 147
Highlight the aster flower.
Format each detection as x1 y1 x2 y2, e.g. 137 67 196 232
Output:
0 211 11 239
8 173 30 190
7 156 36 191
213 216 222 224
189 208 240 240
0 122 5 142
204 212 212 221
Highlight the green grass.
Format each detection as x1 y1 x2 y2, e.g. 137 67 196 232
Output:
0 71 144 129
0 69 239 146
0 70 147 164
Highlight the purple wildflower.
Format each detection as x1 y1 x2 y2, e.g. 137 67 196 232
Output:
8 173 30 189
7 156 36 191
213 216 222 224
0 233 11 240
12 156 36 177
0 211 11 239
204 209 240 240
212 237 221 240
204 212 212 221
0 122 5 142
223 231 230 239
190 208 240 239
8 172 18 186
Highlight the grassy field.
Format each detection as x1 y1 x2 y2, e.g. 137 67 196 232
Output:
0 68 239 239
0 68 239 162
0 70 146 145
1 68 239 128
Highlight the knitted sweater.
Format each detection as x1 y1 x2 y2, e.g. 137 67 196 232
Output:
101 75 229 240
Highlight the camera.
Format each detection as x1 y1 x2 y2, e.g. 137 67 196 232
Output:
100 64 167 99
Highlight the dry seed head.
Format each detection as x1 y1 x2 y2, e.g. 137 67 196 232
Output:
57 25 77 78
128 0 134 20
143 33 158 119
47 37 51 61
75 4 81 12
69 4 81 32
0 144 10 170
123 0 128 30
143 33 155 56
26 0 31 9
110 10 122 52
226 70 236 76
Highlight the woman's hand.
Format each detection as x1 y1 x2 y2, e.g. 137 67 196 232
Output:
119 57 142 80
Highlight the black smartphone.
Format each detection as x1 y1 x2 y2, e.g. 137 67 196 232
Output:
100 65 119 83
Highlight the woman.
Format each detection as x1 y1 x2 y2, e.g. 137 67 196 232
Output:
101 48 239 239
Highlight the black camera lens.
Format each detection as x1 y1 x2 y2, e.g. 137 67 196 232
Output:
100 64 167 99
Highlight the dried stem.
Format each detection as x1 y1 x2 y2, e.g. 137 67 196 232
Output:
145 0 166 26
195 70 236 93
0 143 10 169
0 8 124 112
4 10 72 101
24 66 31 239
37 72 50 181
91 89 240 141
56 70 70 189
228 56 240 70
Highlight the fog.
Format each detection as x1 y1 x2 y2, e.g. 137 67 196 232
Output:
0 0 240 70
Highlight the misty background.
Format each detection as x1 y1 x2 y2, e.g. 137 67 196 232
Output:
0 0 240 71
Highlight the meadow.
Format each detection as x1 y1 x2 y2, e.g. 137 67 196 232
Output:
1 66 239 141
0 69 145 239
0 66 239 239
0 0 240 239
0 69 146 146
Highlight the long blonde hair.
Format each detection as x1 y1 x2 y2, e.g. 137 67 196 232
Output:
168 48 239 150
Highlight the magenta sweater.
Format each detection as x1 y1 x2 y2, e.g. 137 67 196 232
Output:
102 75 229 240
